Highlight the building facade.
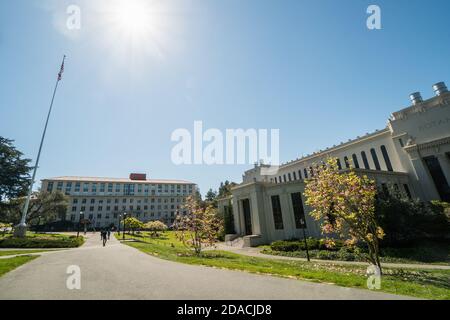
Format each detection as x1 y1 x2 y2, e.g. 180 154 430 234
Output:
41 173 197 229
220 82 450 246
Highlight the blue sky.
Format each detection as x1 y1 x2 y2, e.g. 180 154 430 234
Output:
1 0 449 195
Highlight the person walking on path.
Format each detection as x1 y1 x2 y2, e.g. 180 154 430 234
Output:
101 229 108 247
107 229 111 240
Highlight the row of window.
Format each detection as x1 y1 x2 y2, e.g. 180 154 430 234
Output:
47 181 194 195
269 183 411 231
72 197 185 205
70 211 183 222
270 192 307 230
272 145 394 184
71 204 181 212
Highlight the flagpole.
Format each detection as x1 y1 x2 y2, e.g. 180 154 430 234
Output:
15 55 66 237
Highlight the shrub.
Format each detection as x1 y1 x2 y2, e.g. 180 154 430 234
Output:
270 238 345 252
376 195 450 247
0 235 84 248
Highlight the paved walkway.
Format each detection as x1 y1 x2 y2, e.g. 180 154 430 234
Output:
215 243 450 270
0 233 415 300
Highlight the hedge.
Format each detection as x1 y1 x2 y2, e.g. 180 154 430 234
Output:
270 238 345 252
0 235 85 248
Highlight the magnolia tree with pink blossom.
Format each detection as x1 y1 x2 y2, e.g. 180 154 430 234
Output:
174 196 222 255
304 157 385 272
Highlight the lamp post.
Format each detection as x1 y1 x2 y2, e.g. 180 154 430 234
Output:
300 218 310 262
117 214 122 236
77 212 84 238
122 212 127 241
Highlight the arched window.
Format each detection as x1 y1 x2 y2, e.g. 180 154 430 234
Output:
380 145 393 171
304 168 308 179
352 154 360 169
298 170 302 180
293 171 297 180
344 156 350 169
361 151 370 169
336 158 342 170
370 148 381 170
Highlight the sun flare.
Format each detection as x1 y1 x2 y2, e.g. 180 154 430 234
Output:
97 0 179 62
112 1 152 36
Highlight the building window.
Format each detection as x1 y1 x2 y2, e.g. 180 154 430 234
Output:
274 177 278 184
351 154 360 169
288 173 292 182
298 170 302 180
293 171 297 180
336 159 342 170
344 156 350 169
72 206 77 212
423 156 450 202
47 182 54 192
283 175 287 183
380 145 393 172
381 184 389 197
270 195 284 230
403 184 412 199
303 168 308 179
65 182 72 194
291 192 306 229
371 148 381 170
361 151 370 169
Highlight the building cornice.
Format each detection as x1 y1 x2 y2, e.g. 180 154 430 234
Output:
404 136 450 154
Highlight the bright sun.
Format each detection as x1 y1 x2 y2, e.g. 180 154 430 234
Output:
99 0 177 61
113 1 151 36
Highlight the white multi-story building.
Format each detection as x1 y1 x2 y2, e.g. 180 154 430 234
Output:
41 173 196 228
220 82 450 246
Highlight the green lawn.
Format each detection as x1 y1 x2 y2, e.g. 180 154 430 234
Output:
0 256 38 277
117 231 450 300
0 232 84 248
0 249 59 257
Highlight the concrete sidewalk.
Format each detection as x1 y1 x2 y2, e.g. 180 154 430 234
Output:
0 233 415 300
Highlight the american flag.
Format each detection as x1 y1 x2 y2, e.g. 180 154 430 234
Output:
58 56 66 81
